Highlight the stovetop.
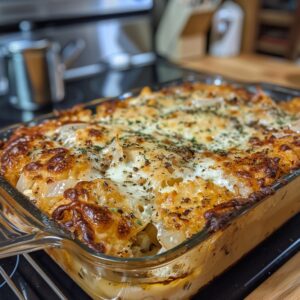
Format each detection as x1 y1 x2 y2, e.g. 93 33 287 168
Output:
0 58 299 300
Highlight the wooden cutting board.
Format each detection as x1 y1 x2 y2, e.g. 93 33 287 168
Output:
246 251 300 300
179 54 300 89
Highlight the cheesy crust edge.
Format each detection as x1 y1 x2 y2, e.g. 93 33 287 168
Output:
0 82 299 257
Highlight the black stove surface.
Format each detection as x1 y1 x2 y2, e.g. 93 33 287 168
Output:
0 58 299 300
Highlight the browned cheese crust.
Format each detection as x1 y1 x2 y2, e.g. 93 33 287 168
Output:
0 83 299 257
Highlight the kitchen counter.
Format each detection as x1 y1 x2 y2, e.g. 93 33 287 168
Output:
246 251 300 299
179 54 300 89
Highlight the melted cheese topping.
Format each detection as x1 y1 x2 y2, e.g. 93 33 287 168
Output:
0 83 299 257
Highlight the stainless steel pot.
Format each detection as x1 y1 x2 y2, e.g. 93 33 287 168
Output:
2 39 85 110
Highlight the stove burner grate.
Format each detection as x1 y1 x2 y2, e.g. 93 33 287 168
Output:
0 255 19 288
0 254 68 300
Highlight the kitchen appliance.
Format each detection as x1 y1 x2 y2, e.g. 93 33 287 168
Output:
3 39 65 110
1 38 85 110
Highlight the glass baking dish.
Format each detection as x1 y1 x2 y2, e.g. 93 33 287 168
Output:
0 73 299 300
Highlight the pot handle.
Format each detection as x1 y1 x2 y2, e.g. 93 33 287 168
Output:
62 38 86 69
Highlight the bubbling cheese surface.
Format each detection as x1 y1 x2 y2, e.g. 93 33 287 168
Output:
0 82 299 257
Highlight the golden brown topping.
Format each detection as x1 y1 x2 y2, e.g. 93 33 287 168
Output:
88 128 102 137
0 82 299 257
117 219 132 238
1 137 29 172
25 162 43 171
47 152 72 173
96 100 128 116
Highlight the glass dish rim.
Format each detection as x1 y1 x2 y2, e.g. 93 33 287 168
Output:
0 71 299 268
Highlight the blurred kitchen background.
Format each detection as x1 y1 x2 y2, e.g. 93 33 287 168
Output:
0 0 299 126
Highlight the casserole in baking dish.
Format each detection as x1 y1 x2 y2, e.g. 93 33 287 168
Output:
0 77 299 299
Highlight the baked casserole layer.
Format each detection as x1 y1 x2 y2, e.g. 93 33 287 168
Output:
0 83 299 257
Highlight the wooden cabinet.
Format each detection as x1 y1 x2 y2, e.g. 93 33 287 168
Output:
236 0 300 60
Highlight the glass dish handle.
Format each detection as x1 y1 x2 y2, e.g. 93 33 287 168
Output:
0 208 61 259
0 231 62 259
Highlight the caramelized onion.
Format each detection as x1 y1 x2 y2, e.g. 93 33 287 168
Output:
46 179 78 197
290 119 300 133
16 173 29 192
56 123 87 147
156 223 186 249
